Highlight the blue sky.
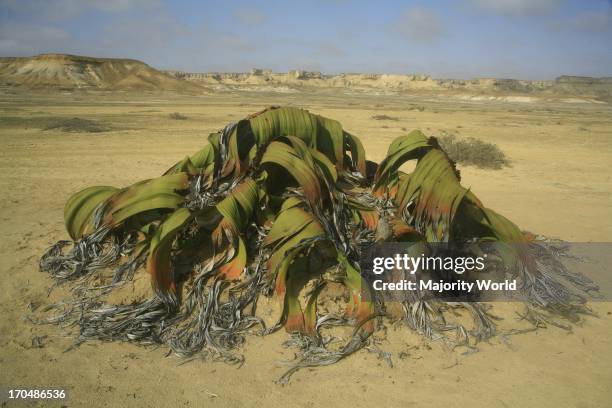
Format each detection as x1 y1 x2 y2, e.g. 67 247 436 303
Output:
0 0 610 79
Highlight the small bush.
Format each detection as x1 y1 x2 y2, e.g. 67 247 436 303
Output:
169 112 188 120
371 114 398 121
44 117 111 133
437 134 509 170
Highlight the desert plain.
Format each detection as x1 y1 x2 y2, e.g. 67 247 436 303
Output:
1 81 612 407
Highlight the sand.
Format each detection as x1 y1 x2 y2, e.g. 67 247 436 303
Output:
1 88 611 407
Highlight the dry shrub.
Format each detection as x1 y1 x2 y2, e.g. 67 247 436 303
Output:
371 114 398 121
169 112 188 120
44 117 111 133
437 134 509 169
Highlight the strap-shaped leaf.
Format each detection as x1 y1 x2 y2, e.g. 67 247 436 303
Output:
277 136 316 167
146 207 193 296
222 121 254 177
273 240 326 335
310 149 338 184
215 177 258 231
264 197 309 246
217 236 247 280
163 156 197 176
395 149 469 242
248 107 353 174
203 178 259 281
64 186 118 239
102 172 189 227
265 198 325 278
190 143 217 169
315 115 344 170
458 201 534 272
261 141 322 207
303 282 326 336
279 255 307 333
373 130 431 191
248 106 319 147
339 254 375 334
345 131 367 176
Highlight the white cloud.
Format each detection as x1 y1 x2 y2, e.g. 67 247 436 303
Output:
391 7 444 43
465 0 563 16
0 0 177 60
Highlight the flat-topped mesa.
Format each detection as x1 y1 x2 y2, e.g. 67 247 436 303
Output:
1 53 144 65
250 68 273 76
288 70 323 79
435 78 552 92
556 75 612 84
0 53 203 92
162 67 611 98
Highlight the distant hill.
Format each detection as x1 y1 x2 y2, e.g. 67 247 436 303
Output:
0 54 204 92
165 69 612 102
1 54 609 101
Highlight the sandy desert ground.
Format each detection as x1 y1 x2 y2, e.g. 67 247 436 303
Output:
1 88 611 407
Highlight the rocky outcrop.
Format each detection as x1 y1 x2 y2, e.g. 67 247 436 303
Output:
0 54 204 92
163 68 611 100
1 54 609 101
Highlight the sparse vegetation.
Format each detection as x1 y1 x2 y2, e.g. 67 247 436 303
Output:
169 112 188 120
437 134 509 169
44 117 111 133
371 114 398 121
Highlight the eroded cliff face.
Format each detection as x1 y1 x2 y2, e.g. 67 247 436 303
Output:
1 54 609 101
165 68 611 101
0 54 203 92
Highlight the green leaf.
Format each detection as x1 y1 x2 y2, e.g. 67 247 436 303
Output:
311 148 338 184
279 255 307 333
261 141 322 207
102 172 189 227
395 148 468 242
189 143 217 169
221 121 255 177
163 156 197 176
339 254 375 334
345 131 367 176
248 106 319 147
247 107 357 175
64 186 118 239
146 207 193 296
265 198 326 290
274 243 325 335
215 177 258 231
315 115 344 170
373 130 431 191
304 281 326 336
